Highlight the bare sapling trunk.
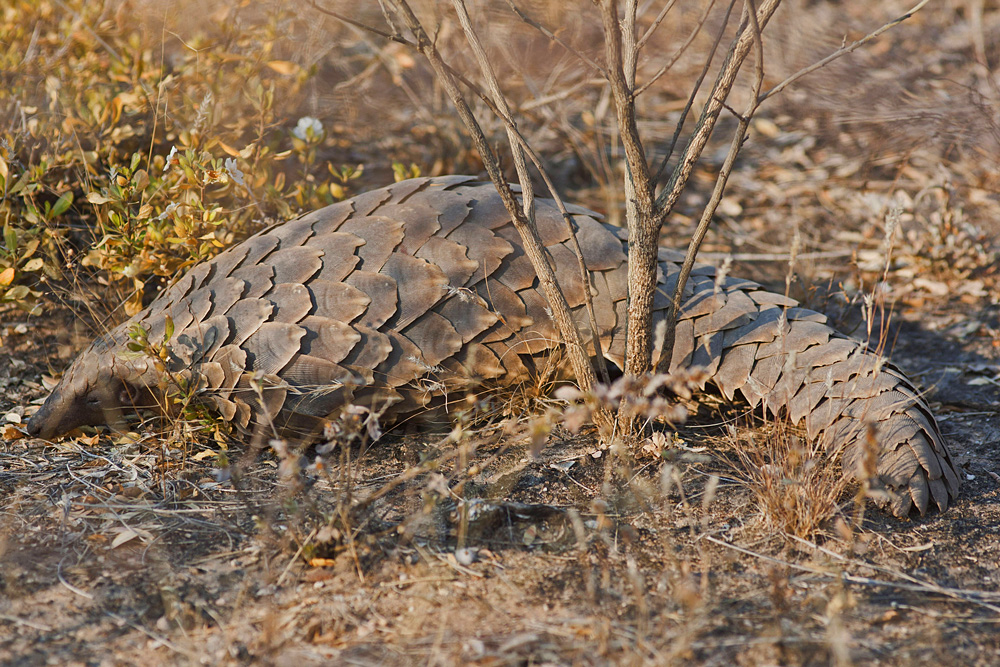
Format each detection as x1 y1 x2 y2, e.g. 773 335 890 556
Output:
312 0 936 442
598 0 781 434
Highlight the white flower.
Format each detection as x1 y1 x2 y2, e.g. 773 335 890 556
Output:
291 116 323 141
156 202 179 221
223 157 245 187
164 146 179 173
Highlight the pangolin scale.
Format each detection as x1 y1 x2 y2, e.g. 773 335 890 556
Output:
26 176 961 516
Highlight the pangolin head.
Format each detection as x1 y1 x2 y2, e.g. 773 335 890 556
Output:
25 331 146 440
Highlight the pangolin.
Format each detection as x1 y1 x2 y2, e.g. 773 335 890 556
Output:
25 175 960 516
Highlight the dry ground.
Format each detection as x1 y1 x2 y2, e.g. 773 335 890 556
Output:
2 1 1000 665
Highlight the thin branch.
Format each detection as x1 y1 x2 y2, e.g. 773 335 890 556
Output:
635 0 682 51
623 0 640 89
698 250 853 262
637 0 722 98
317 0 575 163
380 0 603 416
759 0 932 103
653 0 782 215
308 0 413 46
656 0 764 373
657 0 767 372
787 534 1000 609
452 0 536 210
335 5 598 228
658 0 926 369
649 0 733 183
503 0 608 78
518 77 606 112
601 0 663 437
745 0 765 103
706 535 1000 615
601 0 652 198
452 0 610 383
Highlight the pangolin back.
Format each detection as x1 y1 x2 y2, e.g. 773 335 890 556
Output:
27 176 961 516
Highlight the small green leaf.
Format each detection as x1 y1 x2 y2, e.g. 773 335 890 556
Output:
130 152 142 171
128 323 148 340
7 171 29 196
20 238 39 260
163 315 174 342
4 285 29 301
42 261 62 281
50 191 73 217
3 225 16 255
23 203 39 224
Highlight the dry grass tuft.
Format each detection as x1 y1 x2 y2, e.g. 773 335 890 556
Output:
730 418 852 540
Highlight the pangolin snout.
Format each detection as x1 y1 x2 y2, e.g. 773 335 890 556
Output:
25 382 105 440
24 350 128 440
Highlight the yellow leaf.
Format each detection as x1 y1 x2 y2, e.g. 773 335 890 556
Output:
266 60 299 76
0 156 7 181
111 529 140 549
113 432 141 446
192 449 216 461
87 192 111 205
124 293 144 317
21 238 40 259
0 267 13 286
108 95 125 125
22 258 43 272
217 140 241 157
132 169 149 191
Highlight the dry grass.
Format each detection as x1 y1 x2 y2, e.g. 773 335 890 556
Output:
729 418 854 540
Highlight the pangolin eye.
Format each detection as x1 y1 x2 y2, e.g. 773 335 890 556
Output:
86 397 101 407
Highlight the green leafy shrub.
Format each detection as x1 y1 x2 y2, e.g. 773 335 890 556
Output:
0 0 372 321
